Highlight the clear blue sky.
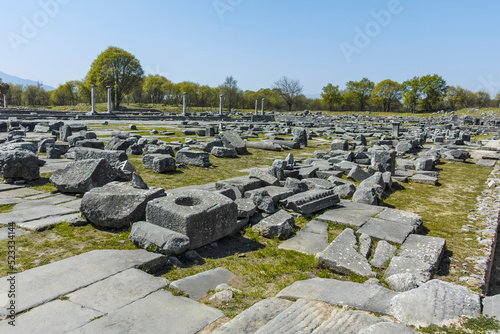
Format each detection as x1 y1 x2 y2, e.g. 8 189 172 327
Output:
1 0 499 97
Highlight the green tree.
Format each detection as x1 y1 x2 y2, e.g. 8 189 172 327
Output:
445 86 464 109
402 76 421 112
419 74 447 111
219 76 241 111
85 46 144 110
273 76 303 111
476 91 490 108
6 84 23 106
22 84 49 107
0 78 10 98
371 79 402 112
51 81 78 106
345 78 374 111
142 75 170 104
321 83 343 111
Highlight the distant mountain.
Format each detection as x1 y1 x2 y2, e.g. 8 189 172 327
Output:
0 71 55 91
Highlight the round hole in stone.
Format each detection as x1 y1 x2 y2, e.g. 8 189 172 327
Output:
175 196 202 206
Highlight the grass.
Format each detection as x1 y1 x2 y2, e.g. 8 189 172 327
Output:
385 161 494 289
0 204 16 214
417 315 500 333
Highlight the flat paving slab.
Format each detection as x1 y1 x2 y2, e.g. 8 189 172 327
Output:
0 184 22 192
316 199 384 228
0 204 78 225
0 299 103 333
0 227 30 240
278 220 328 255
68 268 168 313
0 249 168 317
276 278 398 315
357 217 414 244
19 213 82 231
0 188 44 199
70 290 223 334
170 267 235 300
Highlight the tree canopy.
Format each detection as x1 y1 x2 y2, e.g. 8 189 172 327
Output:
321 83 343 111
345 78 374 111
273 76 303 111
85 46 144 110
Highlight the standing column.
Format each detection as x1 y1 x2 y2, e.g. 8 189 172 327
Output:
261 98 265 115
3 95 6 108
182 92 188 117
219 94 224 116
90 85 97 114
106 86 113 114
392 122 400 138
255 99 258 115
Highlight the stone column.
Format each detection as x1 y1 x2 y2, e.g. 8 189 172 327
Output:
106 86 113 114
3 94 6 108
90 85 97 114
261 98 265 115
392 122 400 138
219 94 224 116
255 99 258 115
182 92 188 117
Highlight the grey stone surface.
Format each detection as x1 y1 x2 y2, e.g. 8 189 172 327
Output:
477 159 496 167
280 189 339 215
278 220 328 255
0 299 103 334
211 146 238 158
376 207 423 232
386 273 418 292
252 209 294 239
411 174 438 185
370 240 397 269
358 322 418 334
216 176 263 194
213 298 293 334
277 278 398 315
176 148 211 167
147 190 238 249
352 183 383 206
331 139 348 151
0 149 40 182
235 198 257 218
316 199 384 228
152 155 176 173
333 182 357 199
348 164 369 182
68 268 168 313
0 227 29 240
292 127 307 147
390 279 481 327
81 182 165 228
170 267 235 300
18 212 81 231
221 130 248 154
129 221 190 255
371 150 396 175
249 168 280 186
0 203 77 226
283 177 308 194
414 157 434 171
483 294 500 320
318 228 375 277
310 308 381 334
359 233 373 258
50 158 117 194
72 290 222 334
73 147 127 165
357 217 414 244
247 189 276 213
0 249 168 316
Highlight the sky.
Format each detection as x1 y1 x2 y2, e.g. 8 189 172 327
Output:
1 0 499 97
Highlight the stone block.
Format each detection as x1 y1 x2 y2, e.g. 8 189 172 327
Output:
252 210 294 239
280 189 339 215
129 221 190 255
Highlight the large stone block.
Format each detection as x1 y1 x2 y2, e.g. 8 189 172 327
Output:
252 210 294 239
280 189 339 215
74 147 127 166
146 190 238 249
0 149 40 182
81 182 165 228
175 148 211 167
371 150 396 175
221 130 248 154
129 221 190 255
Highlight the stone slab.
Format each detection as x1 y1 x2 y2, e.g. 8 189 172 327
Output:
316 199 384 228
0 204 78 225
483 294 500 319
0 188 44 199
375 208 423 232
0 300 103 333
213 298 294 334
276 278 398 315
70 290 223 334
170 267 235 300
0 227 30 240
357 217 413 244
0 249 168 316
311 308 381 334
57 198 82 211
18 213 81 231
477 159 497 167
410 174 438 185
358 322 418 334
278 220 328 255
0 184 22 192
68 268 168 313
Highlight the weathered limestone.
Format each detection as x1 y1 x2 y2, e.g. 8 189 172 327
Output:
252 209 294 239
317 228 376 277
331 139 348 151
211 146 238 158
358 322 418 334
348 164 369 182
176 148 211 167
73 147 127 165
146 190 238 249
170 267 235 300
386 273 418 292
414 157 434 171
390 279 481 327
411 174 438 185
280 189 339 215
370 240 397 269
216 176 263 194
129 221 190 255
357 217 414 244
316 199 384 228
371 150 396 175
249 168 280 186
278 220 329 255
220 130 248 154
50 159 117 194
0 149 40 182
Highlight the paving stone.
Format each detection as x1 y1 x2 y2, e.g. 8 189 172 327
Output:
375 207 423 232
252 209 294 239
213 298 293 334
477 159 496 167
357 217 414 244
385 234 446 285
68 268 168 313
318 228 376 277
386 273 419 292
0 227 29 240
278 220 328 255
0 187 43 199
359 233 373 258
71 290 222 334
358 322 418 334
276 278 397 315
390 279 481 327
0 204 78 225
0 299 103 333
483 294 500 319
18 213 81 231
311 308 381 334
316 199 384 228
370 240 397 269
170 267 235 300
0 184 22 192
57 198 82 211
410 174 438 185
129 221 190 255
0 249 168 316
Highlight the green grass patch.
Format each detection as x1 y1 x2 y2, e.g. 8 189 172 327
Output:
417 315 500 333
0 204 16 214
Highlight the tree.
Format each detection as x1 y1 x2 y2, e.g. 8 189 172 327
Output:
51 81 78 106
7 84 23 106
0 78 10 98
402 76 421 112
476 91 490 108
371 79 402 112
22 84 49 107
419 74 447 111
345 78 374 111
321 83 343 111
85 46 144 110
273 76 303 111
142 75 170 104
219 76 241 111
